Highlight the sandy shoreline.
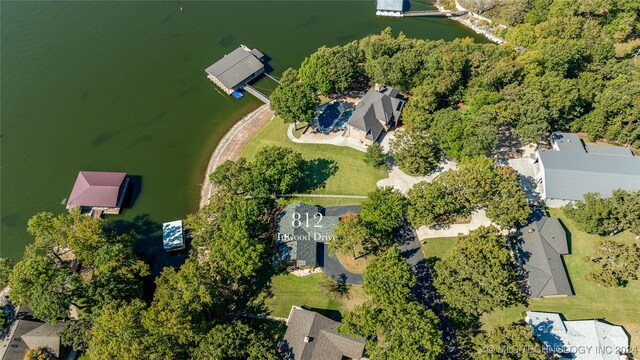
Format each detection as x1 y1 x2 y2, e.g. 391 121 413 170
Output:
199 104 274 208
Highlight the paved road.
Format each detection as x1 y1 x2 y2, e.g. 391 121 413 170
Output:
395 222 462 359
318 244 363 285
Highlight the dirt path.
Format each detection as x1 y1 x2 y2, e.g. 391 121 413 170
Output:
199 105 274 208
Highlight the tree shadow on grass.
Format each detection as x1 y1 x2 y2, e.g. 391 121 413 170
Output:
297 158 339 193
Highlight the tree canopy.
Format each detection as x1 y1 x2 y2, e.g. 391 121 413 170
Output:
472 322 546 360
434 226 524 315
8 211 148 324
564 190 640 236
585 239 640 287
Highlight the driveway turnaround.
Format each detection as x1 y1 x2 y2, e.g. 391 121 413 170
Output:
318 244 364 285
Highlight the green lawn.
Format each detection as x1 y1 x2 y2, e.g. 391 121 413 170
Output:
262 273 368 321
420 237 458 260
481 208 640 351
277 196 364 208
240 118 388 196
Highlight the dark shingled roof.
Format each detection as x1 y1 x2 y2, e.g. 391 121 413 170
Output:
276 202 360 267
2 306 63 360
281 306 365 360
66 171 126 208
205 47 264 89
347 86 404 142
519 210 572 298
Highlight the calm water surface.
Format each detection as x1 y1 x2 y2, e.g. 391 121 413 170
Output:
0 1 483 258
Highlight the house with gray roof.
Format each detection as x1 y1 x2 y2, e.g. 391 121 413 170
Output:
205 45 265 94
346 85 404 146
276 202 360 268
376 0 404 16
280 306 366 360
2 306 66 360
526 311 630 359
517 210 572 298
534 132 640 207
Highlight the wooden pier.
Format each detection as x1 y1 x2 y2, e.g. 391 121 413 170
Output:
402 10 467 17
244 85 270 105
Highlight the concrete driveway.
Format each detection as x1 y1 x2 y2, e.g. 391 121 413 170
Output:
318 244 363 285
415 209 494 240
377 160 457 194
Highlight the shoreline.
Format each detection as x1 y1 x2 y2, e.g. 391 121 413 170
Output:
436 0 506 44
198 104 274 208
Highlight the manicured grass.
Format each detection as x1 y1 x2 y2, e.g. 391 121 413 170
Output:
240 118 388 196
481 209 640 352
420 236 458 260
262 273 368 321
278 196 364 208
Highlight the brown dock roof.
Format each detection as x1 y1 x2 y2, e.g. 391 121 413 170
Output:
66 171 126 208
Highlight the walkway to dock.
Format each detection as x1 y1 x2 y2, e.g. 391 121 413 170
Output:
403 10 467 17
244 85 270 105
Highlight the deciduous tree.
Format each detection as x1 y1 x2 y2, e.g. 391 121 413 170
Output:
586 240 640 287
434 226 524 315
363 247 416 305
472 322 546 360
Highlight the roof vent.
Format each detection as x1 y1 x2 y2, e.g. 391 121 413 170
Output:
304 336 312 343
528 229 535 233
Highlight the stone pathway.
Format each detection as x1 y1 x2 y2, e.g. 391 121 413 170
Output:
286 124 367 152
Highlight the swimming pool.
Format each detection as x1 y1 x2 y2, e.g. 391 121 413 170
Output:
314 101 355 132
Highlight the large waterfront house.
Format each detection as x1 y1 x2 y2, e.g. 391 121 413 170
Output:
517 210 572 298
66 171 129 217
534 132 640 207
280 306 366 360
205 45 265 95
526 311 630 359
345 85 405 146
276 202 360 269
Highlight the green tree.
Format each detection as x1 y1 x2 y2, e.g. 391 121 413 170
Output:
360 187 407 242
407 181 469 228
364 142 388 170
270 81 320 126
472 322 546 360
298 42 363 95
88 300 148 360
60 318 93 352
0 257 15 287
434 226 524 315
340 301 444 360
9 254 80 323
485 167 531 228
363 247 416 305
191 321 279 360
563 192 629 236
9 211 148 323
251 146 306 196
586 240 640 287
23 348 56 360
390 130 442 176
329 213 368 260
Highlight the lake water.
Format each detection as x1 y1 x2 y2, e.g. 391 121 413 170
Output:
0 1 483 259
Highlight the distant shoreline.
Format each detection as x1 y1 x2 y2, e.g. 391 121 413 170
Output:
199 104 274 208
